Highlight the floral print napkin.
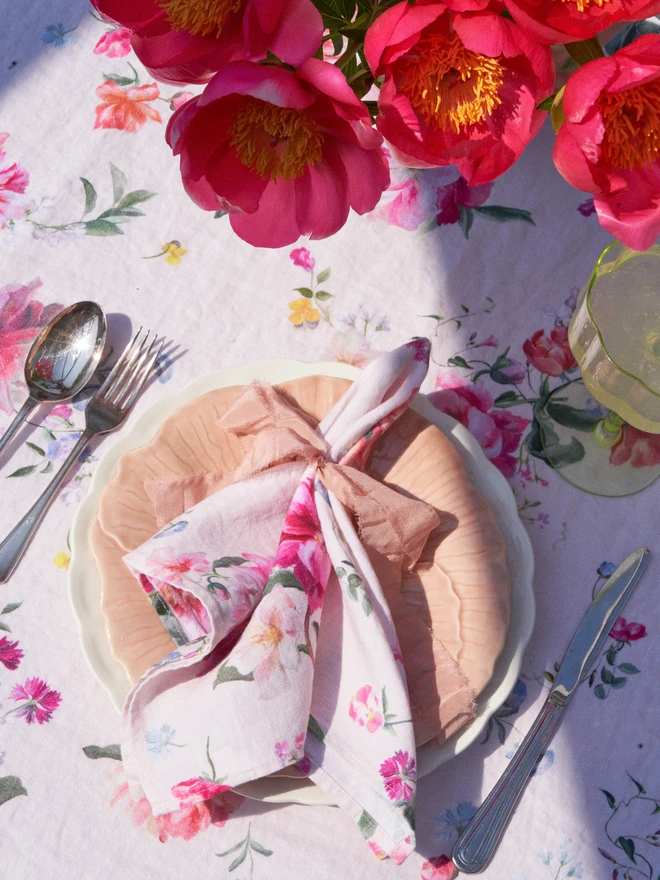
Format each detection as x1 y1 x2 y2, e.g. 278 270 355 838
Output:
120 339 452 863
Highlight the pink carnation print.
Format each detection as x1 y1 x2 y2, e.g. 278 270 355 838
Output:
0 133 29 228
9 677 61 724
290 247 315 271
93 27 131 58
0 636 23 670
610 618 647 641
380 750 416 803
349 685 384 733
421 855 458 880
171 778 232 808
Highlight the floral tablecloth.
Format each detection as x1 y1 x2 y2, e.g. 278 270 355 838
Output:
2 6 659 880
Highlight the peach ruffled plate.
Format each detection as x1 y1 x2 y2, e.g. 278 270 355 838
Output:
69 359 534 806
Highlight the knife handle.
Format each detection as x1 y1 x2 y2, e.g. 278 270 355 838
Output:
452 699 564 874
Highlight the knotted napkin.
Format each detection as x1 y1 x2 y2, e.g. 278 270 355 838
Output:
121 340 461 863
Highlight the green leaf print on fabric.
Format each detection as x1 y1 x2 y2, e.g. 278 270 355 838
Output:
0 776 27 805
83 744 122 761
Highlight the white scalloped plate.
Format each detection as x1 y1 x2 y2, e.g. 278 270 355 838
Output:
69 359 534 806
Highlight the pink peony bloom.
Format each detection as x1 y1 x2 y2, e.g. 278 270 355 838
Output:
421 855 458 880
523 325 578 376
0 636 23 670
94 81 162 133
9 677 61 724
0 278 62 415
505 0 660 44
379 749 416 803
430 374 529 478
171 777 232 808
610 425 660 469
145 548 209 588
232 585 303 698
93 27 132 58
92 0 323 86
348 685 384 733
437 175 493 225
609 617 647 641
167 60 389 247
552 35 660 250
0 133 29 229
290 247 315 271
365 3 554 185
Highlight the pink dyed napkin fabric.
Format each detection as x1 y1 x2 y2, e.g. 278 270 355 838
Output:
121 340 447 863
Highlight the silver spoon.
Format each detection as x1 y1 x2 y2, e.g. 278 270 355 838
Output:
0 302 107 461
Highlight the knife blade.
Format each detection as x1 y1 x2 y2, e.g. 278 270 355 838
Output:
452 547 651 874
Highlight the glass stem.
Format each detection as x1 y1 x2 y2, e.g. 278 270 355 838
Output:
593 411 625 448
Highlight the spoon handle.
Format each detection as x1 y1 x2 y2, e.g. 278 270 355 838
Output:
0 397 38 462
0 430 93 583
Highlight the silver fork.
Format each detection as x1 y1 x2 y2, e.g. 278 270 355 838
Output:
0 328 163 583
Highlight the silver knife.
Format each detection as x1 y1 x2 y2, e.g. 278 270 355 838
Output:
452 547 651 874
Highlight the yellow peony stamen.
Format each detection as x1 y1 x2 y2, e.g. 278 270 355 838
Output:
598 80 660 171
229 97 324 181
158 0 242 38
560 0 609 11
398 32 505 134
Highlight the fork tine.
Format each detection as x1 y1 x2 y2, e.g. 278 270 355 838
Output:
115 336 159 409
104 330 150 405
97 326 144 400
119 339 164 414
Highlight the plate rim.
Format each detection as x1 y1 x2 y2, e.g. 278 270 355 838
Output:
69 358 535 806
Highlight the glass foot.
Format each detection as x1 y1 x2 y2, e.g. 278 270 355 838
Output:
538 381 660 497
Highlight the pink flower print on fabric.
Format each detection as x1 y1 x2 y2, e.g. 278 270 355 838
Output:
0 133 29 229
93 27 132 57
145 548 209 588
232 586 304 699
290 247 315 271
9 677 61 724
380 750 416 804
0 636 23 670
294 731 305 751
349 685 384 733
274 740 290 760
171 778 231 808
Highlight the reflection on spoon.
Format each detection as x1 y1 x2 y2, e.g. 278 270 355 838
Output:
0 302 107 461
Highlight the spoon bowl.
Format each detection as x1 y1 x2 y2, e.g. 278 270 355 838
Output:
0 301 107 459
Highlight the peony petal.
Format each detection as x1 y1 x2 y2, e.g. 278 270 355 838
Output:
230 178 301 247
552 123 599 192
333 138 390 214
205 144 269 214
267 0 323 66
561 57 618 123
364 2 446 75
297 58 368 117
200 61 314 109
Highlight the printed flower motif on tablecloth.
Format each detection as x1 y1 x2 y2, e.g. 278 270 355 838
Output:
0 637 23 671
349 685 412 736
143 241 188 265
146 724 187 761
94 81 162 132
380 750 416 804
0 134 29 229
144 549 210 588
435 801 477 842
288 248 332 329
42 23 78 48
597 773 660 879
274 732 306 764
420 855 458 880
94 27 132 58
7 677 61 725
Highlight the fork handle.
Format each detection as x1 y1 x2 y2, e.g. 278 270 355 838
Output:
0 429 94 583
0 397 39 462
452 699 564 874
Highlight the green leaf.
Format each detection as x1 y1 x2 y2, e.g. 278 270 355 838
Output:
421 314 442 322
216 840 246 858
382 687 388 716
606 647 618 666
313 620 319 639
80 177 97 216
461 305 470 314
473 206 535 226
0 621 10 632
213 665 254 687
228 843 248 872
214 210 228 219
85 219 123 236
294 287 314 299
316 268 331 284
347 582 358 601
546 401 601 431
40 461 53 474
594 684 607 699
448 356 470 369
7 465 38 477
362 593 373 617
315 291 333 301
494 391 520 407
116 189 156 209
537 95 556 111
214 557 247 569
601 667 614 685
358 810 377 839
298 643 310 656
82 744 122 761
495 706 519 718
249 840 273 857
542 434 586 469
335 566 346 579
601 789 617 809
308 714 325 743
544 671 555 683
618 836 636 863
347 573 362 587
110 163 127 205
95 209 140 222
611 676 627 689
1 603 22 615
495 718 507 745
263 568 304 596
26 442 45 456
102 72 135 86
618 663 640 674
458 205 473 238
0 776 27 806
652 803 660 814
